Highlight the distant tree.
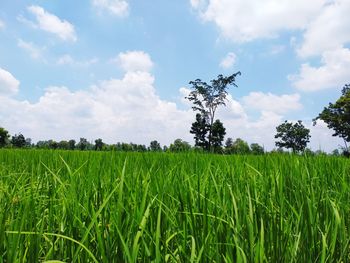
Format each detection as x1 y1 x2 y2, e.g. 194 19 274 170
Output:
225 138 250 154
149 140 162 151
11 133 26 148
225 137 234 148
58 140 70 150
68 139 76 150
25 138 32 148
233 138 250 154
211 119 226 152
0 127 10 148
331 149 340 156
48 140 58 150
250 143 264 155
314 84 350 152
187 72 241 151
275 120 311 153
136 144 147 152
95 138 104 151
190 113 209 150
77 138 89 151
169 139 191 152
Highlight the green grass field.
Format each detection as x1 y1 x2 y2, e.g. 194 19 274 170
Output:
0 149 349 262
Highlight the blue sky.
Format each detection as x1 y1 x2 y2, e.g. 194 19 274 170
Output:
0 0 349 151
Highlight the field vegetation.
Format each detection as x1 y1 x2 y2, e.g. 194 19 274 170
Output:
0 149 349 262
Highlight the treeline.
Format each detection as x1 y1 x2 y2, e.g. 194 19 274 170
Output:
0 127 341 156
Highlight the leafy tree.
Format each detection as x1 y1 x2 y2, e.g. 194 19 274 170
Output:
77 138 89 151
95 138 104 151
169 139 191 152
233 138 251 154
68 139 76 150
211 119 226 152
11 133 26 148
57 140 70 150
48 140 58 150
0 127 10 148
250 143 264 155
275 120 311 153
225 137 234 148
187 72 241 151
190 113 209 149
149 140 162 151
314 84 350 151
25 138 32 148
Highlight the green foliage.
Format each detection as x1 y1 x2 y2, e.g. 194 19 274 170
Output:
0 127 10 148
211 119 226 152
77 138 90 151
0 150 349 262
11 133 27 148
94 138 104 151
187 72 240 150
314 84 350 149
169 138 191 152
190 113 209 149
275 120 311 153
226 138 251 154
250 143 264 155
149 140 162 152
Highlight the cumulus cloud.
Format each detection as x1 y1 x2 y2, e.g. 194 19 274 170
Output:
191 0 326 42
57 54 98 67
92 0 129 17
290 48 350 91
113 51 154 73
25 5 77 42
298 0 350 58
0 50 341 151
17 39 44 60
242 92 302 114
0 19 5 29
220 52 237 69
0 68 20 96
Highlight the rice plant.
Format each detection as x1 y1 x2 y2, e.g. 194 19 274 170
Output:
0 149 349 262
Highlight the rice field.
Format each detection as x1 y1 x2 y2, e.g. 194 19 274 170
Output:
0 149 349 262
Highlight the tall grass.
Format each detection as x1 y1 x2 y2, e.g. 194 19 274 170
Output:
0 149 349 262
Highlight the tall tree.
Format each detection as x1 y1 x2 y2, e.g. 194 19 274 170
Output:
190 113 209 150
11 133 26 148
0 127 10 148
314 84 350 151
275 120 311 153
187 72 241 150
95 138 104 151
149 140 162 151
211 119 226 152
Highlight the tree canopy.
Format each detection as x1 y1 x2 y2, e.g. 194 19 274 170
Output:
275 120 311 153
187 72 241 151
314 84 350 150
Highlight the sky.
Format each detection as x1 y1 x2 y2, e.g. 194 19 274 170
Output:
0 0 349 151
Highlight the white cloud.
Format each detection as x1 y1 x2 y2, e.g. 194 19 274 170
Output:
57 54 98 66
191 0 326 42
298 0 350 58
220 52 237 69
0 50 342 152
0 68 20 96
17 39 44 60
290 47 350 91
114 51 154 72
92 0 129 17
26 5 77 42
242 92 302 114
0 19 5 29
